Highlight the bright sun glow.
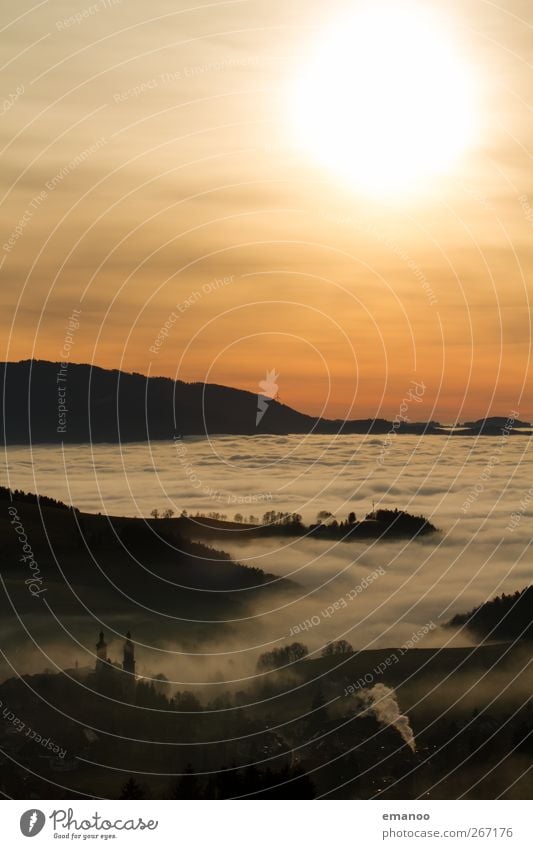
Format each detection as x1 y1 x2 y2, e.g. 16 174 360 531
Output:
290 2 479 197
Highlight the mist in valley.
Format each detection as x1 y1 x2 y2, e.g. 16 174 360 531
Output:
2 433 532 691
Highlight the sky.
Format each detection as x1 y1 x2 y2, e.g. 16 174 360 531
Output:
0 0 532 420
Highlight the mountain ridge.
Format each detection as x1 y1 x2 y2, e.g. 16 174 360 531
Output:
0 360 529 443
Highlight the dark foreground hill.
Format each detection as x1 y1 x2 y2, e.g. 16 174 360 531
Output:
2 639 533 799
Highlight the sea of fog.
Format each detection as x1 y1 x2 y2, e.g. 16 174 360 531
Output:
2 434 532 683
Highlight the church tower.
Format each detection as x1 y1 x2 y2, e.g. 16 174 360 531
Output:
96 631 107 671
122 631 136 678
122 631 136 701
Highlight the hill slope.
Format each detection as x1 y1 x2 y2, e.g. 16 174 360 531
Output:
0 487 292 628
0 360 437 443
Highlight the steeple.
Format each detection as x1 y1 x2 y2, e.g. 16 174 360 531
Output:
123 631 136 678
95 631 107 670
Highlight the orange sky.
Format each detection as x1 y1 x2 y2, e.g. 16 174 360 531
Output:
1 0 532 420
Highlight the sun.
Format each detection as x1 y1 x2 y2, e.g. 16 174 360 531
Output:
290 1 479 198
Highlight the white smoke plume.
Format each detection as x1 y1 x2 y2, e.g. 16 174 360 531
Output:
358 683 416 752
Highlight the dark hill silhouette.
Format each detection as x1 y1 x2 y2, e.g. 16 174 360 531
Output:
0 485 70 512
2 360 528 443
0 360 442 443
177 507 437 543
459 416 530 435
447 587 533 641
0 488 292 629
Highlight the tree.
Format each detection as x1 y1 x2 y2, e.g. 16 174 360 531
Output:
153 673 171 696
256 642 309 671
317 510 334 524
174 691 202 711
207 693 233 710
150 508 159 520
162 508 175 519
136 680 160 707
321 639 353 657
171 764 202 799
348 511 356 525
287 642 309 662
234 513 243 523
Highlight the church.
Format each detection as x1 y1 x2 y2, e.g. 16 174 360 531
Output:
94 630 137 702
